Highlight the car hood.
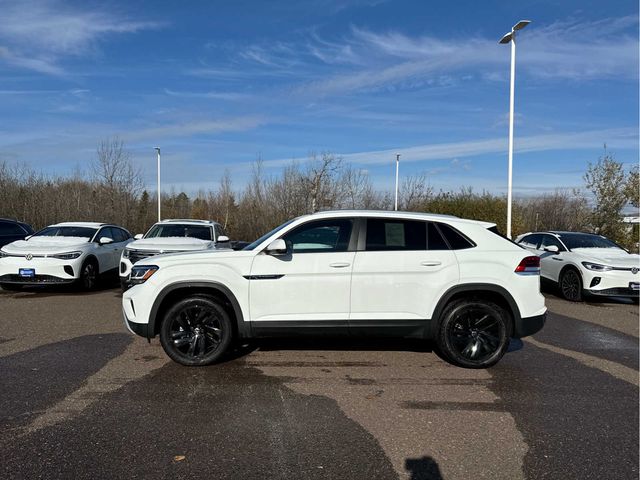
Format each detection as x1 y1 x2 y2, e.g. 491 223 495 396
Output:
572 248 640 268
127 237 214 252
1 236 90 255
140 247 251 265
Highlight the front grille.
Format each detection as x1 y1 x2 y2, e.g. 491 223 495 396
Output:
0 274 72 284
128 249 159 264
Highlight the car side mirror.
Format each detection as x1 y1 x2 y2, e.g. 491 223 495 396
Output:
99 237 114 245
134 234 143 240
265 239 288 255
25 235 32 240
543 245 559 253
217 235 230 243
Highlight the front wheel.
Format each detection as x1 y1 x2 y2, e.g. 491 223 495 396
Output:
559 268 583 302
159 295 233 366
78 260 98 291
436 299 511 369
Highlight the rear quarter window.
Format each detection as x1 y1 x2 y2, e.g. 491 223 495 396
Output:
436 223 476 250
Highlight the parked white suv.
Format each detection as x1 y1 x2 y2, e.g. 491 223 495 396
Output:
122 211 546 368
516 231 640 302
0 222 132 290
120 219 230 290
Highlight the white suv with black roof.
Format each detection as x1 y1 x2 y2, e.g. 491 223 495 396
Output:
122 211 546 369
120 219 230 290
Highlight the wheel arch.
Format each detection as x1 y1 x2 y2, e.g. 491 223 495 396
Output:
148 282 248 340
429 283 521 338
82 254 99 273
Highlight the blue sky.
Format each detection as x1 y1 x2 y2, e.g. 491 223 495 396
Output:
0 0 637 196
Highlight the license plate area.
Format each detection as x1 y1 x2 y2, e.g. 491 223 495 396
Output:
630 282 640 291
19 268 35 278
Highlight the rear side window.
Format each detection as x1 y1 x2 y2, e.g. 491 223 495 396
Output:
436 223 476 250
366 219 426 251
427 222 449 250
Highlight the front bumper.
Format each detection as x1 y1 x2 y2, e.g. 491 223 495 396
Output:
123 309 151 338
582 269 640 298
0 257 81 284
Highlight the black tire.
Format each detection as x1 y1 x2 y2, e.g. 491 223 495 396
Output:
559 268 583 302
436 299 511 369
0 283 22 291
78 259 99 291
159 295 233 366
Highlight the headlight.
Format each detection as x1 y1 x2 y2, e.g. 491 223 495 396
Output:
123 248 131 259
130 265 159 285
52 251 82 260
582 262 612 272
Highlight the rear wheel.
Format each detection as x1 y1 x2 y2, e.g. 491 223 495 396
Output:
559 268 583 302
159 295 232 366
436 299 511 369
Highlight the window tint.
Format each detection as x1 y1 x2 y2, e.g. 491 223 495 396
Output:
366 219 426 251
437 223 475 250
0 221 25 236
558 233 622 250
427 222 449 250
283 219 353 253
34 226 96 240
112 228 129 242
145 224 213 240
540 234 564 251
519 234 542 249
98 227 116 241
214 224 226 240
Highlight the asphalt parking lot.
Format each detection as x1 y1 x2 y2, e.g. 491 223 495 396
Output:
0 285 637 480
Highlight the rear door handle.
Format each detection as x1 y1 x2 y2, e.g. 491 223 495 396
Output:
329 262 351 268
420 261 442 266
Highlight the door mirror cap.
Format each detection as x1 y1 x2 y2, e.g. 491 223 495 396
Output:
217 235 230 243
134 233 144 240
265 239 288 255
543 245 559 253
99 236 114 245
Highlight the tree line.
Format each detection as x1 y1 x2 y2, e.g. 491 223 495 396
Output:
0 139 637 249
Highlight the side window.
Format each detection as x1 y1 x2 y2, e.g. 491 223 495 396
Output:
0 221 25 236
436 223 476 250
540 234 564 251
427 222 449 250
365 219 426 251
114 228 129 242
103 227 116 241
520 234 542 249
214 224 225 240
282 219 353 253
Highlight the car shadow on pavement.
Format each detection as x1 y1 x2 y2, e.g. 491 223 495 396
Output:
405 456 444 480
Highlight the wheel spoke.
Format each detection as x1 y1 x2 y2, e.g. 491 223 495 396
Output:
187 335 198 356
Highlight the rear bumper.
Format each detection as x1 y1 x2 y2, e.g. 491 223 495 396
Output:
513 311 546 338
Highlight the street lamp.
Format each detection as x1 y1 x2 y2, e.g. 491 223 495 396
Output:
499 19 530 239
154 147 161 222
394 153 400 211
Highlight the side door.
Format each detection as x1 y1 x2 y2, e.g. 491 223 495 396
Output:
94 227 119 271
248 217 356 324
350 219 459 329
539 234 566 282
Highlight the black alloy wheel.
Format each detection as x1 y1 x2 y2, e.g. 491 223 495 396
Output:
160 295 232 366
79 260 98 291
560 268 583 302
437 299 510 369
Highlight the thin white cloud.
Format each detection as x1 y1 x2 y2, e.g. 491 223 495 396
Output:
163 88 250 101
0 0 163 74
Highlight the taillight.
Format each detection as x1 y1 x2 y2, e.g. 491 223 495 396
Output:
515 256 540 274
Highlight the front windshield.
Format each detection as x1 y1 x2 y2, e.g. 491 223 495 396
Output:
243 219 296 251
145 224 212 240
558 233 622 250
33 226 97 240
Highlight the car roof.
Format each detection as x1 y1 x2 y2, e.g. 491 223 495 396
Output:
157 219 217 226
304 210 495 228
520 231 600 237
50 222 106 228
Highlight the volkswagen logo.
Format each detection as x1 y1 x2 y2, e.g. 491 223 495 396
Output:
632 267 639 275
25 253 33 261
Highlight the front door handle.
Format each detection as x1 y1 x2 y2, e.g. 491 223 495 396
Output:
420 261 442 267
329 262 351 268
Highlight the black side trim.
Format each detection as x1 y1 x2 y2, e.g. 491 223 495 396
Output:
243 275 285 280
349 319 429 338
251 319 429 338
148 281 247 340
429 283 522 339
515 313 546 338
126 318 149 338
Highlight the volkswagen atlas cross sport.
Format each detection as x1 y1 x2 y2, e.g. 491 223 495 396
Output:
0 222 132 290
516 231 640 302
122 211 547 369
120 219 230 290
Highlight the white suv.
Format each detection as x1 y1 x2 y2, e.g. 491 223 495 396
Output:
120 219 230 290
0 222 132 290
516 231 640 302
122 211 547 369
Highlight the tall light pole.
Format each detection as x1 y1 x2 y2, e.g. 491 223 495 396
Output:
394 153 400 211
154 147 161 222
499 19 530 238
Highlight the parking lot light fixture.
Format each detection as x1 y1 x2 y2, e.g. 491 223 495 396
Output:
499 19 530 238
154 147 161 222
